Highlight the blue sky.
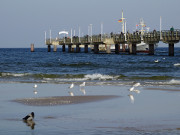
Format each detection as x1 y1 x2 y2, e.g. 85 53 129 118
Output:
0 0 180 48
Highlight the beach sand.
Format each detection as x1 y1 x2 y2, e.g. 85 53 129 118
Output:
13 95 120 106
1 83 180 135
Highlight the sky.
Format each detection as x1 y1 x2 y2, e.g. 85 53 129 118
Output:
1 0 180 48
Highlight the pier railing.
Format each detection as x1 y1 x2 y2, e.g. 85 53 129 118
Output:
46 30 180 45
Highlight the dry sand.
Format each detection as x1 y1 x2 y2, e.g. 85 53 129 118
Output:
12 95 120 106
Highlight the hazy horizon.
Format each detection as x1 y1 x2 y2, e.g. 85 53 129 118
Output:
1 0 180 48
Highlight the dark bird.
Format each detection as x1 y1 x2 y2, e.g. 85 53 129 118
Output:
22 112 34 121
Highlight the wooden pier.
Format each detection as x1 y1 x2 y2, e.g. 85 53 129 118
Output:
45 30 180 56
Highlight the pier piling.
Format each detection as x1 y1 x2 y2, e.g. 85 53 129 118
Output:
115 44 120 54
169 43 174 56
68 44 72 53
149 44 154 55
62 45 65 52
48 45 51 52
132 43 137 55
94 44 99 54
84 44 88 53
31 44 34 52
76 44 80 53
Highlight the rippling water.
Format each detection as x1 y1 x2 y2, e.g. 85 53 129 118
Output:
0 48 180 86
1 48 180 135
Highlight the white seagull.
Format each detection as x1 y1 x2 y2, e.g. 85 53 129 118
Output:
68 91 74 96
79 82 86 87
133 82 140 87
129 83 141 93
69 83 74 89
129 86 135 92
154 60 159 63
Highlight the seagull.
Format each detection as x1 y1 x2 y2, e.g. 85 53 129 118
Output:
79 82 86 87
154 60 159 63
129 83 141 93
80 87 86 95
69 83 74 89
129 86 135 92
133 82 140 87
68 91 74 96
128 94 134 104
33 84 37 88
22 112 34 121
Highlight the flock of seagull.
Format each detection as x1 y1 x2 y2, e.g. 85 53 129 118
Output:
23 81 140 129
68 82 86 96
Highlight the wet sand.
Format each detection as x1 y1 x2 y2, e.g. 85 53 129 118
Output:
13 95 120 106
1 83 180 135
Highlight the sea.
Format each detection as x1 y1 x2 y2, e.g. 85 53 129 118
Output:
1 47 180 135
0 47 180 86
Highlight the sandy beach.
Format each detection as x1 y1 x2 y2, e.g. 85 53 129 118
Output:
1 83 180 135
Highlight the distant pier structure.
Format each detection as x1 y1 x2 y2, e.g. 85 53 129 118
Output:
45 29 180 56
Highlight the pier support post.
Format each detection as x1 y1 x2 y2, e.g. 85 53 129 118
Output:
84 44 88 53
115 44 120 54
68 44 72 53
53 45 57 52
94 44 99 54
76 44 80 53
149 44 154 55
132 43 136 55
48 45 51 52
62 45 65 52
31 44 34 52
169 43 174 56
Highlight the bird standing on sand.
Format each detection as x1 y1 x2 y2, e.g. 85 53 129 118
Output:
69 83 74 89
129 82 141 93
79 82 86 87
22 112 34 121
133 82 140 87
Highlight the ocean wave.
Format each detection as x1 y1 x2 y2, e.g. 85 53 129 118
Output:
0 72 29 77
174 63 180 66
168 79 180 84
84 74 115 80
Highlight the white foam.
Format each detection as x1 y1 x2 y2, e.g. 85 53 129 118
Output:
169 79 180 84
174 63 180 66
84 73 114 80
1 73 28 77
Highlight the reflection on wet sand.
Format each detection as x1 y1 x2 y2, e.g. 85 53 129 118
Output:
23 120 35 130
146 88 180 92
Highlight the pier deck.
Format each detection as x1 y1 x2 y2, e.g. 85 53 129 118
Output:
45 30 180 56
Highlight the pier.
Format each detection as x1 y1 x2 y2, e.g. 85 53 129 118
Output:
45 30 180 56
